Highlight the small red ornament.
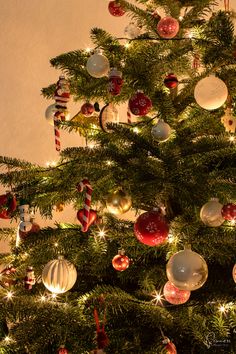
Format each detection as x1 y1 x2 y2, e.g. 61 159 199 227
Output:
163 337 177 354
128 91 152 116
134 210 169 246
163 281 190 305
221 203 236 221
58 346 69 354
77 209 97 230
0 193 17 219
24 266 36 290
108 1 125 17
81 102 95 117
164 74 178 89
108 68 123 96
157 17 179 39
112 250 130 271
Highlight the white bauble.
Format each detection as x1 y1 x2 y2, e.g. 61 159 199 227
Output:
99 103 119 132
42 256 77 294
200 198 224 227
45 104 70 126
194 75 228 110
166 247 208 291
86 50 110 78
124 22 141 39
151 119 171 142
19 221 32 232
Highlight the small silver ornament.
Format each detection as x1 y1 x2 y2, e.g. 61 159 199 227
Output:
151 119 171 142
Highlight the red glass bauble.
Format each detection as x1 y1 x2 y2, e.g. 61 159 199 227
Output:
157 17 179 39
128 91 152 116
58 346 68 354
221 203 236 221
77 209 97 230
134 210 169 246
163 281 190 305
164 74 178 89
108 1 125 17
112 254 130 271
0 193 17 219
165 341 177 354
81 102 95 117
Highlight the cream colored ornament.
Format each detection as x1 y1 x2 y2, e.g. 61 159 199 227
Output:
200 198 224 227
86 49 110 78
124 22 142 39
194 75 228 110
151 119 171 142
42 256 77 294
221 108 236 133
232 264 236 283
166 246 208 291
99 103 119 132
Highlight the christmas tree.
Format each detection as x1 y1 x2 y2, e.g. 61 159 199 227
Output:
0 0 235 353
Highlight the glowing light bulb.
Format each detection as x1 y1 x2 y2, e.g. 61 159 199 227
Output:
97 227 107 240
230 220 236 226
168 234 175 244
219 304 226 313
88 143 95 149
54 242 59 247
106 160 112 166
6 291 14 300
133 127 140 134
151 290 163 305
125 42 130 48
85 47 91 53
51 293 57 299
40 295 46 302
4 336 11 343
229 136 235 142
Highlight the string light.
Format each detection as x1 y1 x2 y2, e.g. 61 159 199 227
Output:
51 293 57 299
88 143 95 149
54 242 59 247
4 336 11 343
40 295 46 302
219 304 227 313
106 160 112 166
168 233 176 244
96 226 107 240
45 161 57 168
85 47 91 53
5 291 14 300
151 290 164 305
229 135 235 142
133 127 140 134
230 219 236 226
125 42 130 48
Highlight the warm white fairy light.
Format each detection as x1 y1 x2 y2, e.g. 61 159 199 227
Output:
40 295 46 302
51 293 57 299
106 160 112 166
97 226 107 240
230 219 236 226
151 290 164 305
5 291 14 300
229 136 235 142
4 336 11 343
133 127 140 134
179 16 183 21
125 42 130 48
85 47 91 53
45 161 57 168
88 142 95 149
219 304 227 313
54 242 59 247
168 233 175 244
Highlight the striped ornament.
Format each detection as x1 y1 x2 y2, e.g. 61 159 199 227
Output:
42 256 77 294
77 178 93 232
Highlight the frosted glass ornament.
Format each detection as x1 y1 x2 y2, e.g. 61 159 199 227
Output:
42 256 77 294
194 75 228 110
45 104 70 126
124 22 141 39
163 280 190 305
166 246 208 291
151 119 171 142
86 50 110 78
200 198 224 227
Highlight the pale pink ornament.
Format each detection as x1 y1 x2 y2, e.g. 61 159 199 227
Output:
163 281 191 305
157 17 179 39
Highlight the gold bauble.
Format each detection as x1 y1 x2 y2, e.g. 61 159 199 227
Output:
106 190 132 215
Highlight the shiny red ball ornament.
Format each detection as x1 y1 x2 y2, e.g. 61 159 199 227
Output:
128 91 152 116
221 203 236 221
134 210 169 246
58 346 68 354
157 17 179 39
0 193 17 219
112 251 130 271
81 102 95 117
163 281 190 305
164 74 178 89
108 1 125 17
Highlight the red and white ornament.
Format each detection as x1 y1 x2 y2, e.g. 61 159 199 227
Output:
221 203 236 221
58 346 69 354
53 76 70 151
128 91 152 116
45 104 70 126
112 250 130 271
162 337 177 354
108 68 123 96
24 266 35 290
157 17 179 39
19 203 32 233
221 108 236 133
108 1 125 17
164 74 178 89
134 209 169 246
77 179 97 232
81 102 95 117
163 281 190 305
0 193 17 219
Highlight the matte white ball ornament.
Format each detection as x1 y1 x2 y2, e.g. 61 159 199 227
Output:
194 75 228 110
86 49 110 78
42 256 77 294
45 104 70 126
151 119 171 142
200 198 224 227
166 246 208 291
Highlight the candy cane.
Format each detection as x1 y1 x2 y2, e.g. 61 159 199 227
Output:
127 106 132 124
53 75 70 152
77 178 93 232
